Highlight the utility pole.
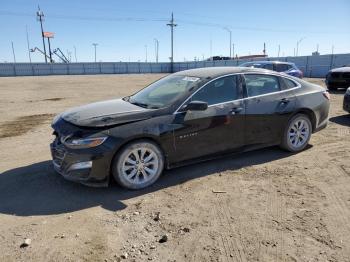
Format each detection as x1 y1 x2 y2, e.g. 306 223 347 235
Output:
263 42 266 56
47 37 53 63
26 25 32 63
223 27 232 58
154 38 159 63
210 38 212 58
167 12 177 72
232 43 235 59
278 44 280 57
145 45 148 62
296 37 306 56
11 41 16 63
92 43 98 62
36 6 47 63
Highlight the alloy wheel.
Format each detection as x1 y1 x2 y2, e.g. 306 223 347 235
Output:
288 118 310 149
121 147 159 185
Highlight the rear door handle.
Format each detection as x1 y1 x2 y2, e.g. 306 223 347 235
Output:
230 107 243 114
280 98 290 104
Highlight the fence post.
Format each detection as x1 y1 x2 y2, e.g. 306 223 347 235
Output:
330 54 335 70
305 56 309 77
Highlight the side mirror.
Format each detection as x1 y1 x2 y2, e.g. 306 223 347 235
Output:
183 100 208 111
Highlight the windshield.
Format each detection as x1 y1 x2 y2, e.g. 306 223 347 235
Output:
127 75 201 109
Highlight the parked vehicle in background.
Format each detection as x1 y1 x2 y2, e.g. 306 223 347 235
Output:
50 67 329 189
240 61 303 78
344 87 350 113
326 66 350 90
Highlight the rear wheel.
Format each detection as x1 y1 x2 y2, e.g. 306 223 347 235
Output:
112 140 164 190
281 114 312 152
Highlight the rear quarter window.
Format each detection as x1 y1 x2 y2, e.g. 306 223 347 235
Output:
282 77 299 90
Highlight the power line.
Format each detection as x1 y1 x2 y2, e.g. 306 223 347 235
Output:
0 10 345 35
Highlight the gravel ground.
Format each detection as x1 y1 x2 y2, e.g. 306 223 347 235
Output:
0 74 349 262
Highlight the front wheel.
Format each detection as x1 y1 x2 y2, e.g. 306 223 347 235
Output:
112 140 164 190
281 114 312 152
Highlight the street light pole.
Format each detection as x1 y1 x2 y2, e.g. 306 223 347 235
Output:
11 41 16 63
92 43 98 62
223 27 232 58
296 37 306 56
145 45 148 62
154 38 159 63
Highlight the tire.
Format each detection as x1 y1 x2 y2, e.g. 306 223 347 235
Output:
112 140 164 190
280 114 312 153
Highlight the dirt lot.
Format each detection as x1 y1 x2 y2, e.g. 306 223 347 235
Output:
0 74 349 262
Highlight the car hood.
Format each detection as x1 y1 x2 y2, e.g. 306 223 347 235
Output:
61 98 154 127
330 67 350 73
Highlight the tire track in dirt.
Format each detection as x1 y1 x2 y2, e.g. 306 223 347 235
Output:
259 173 286 262
304 147 350 259
213 188 248 262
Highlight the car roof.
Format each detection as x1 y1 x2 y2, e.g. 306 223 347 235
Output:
174 66 275 78
243 61 294 65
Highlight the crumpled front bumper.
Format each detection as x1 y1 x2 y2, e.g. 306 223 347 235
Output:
50 138 112 187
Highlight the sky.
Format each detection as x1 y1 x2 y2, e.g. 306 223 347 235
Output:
0 0 349 63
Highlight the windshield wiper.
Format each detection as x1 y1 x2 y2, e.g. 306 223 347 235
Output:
129 101 149 108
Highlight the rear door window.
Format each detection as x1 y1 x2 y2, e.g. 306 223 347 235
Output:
244 74 281 97
191 75 239 105
275 64 289 72
262 64 274 70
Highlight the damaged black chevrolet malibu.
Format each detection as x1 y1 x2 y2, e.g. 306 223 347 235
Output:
51 67 330 189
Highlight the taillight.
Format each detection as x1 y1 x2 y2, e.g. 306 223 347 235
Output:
323 91 330 100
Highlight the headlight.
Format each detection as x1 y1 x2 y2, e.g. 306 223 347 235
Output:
62 136 107 149
346 87 350 95
52 114 61 125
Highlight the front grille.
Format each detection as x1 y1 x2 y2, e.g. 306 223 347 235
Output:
331 72 342 78
52 146 66 168
342 72 350 79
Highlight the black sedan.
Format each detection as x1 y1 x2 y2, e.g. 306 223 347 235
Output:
326 66 350 90
51 67 330 189
344 87 350 113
